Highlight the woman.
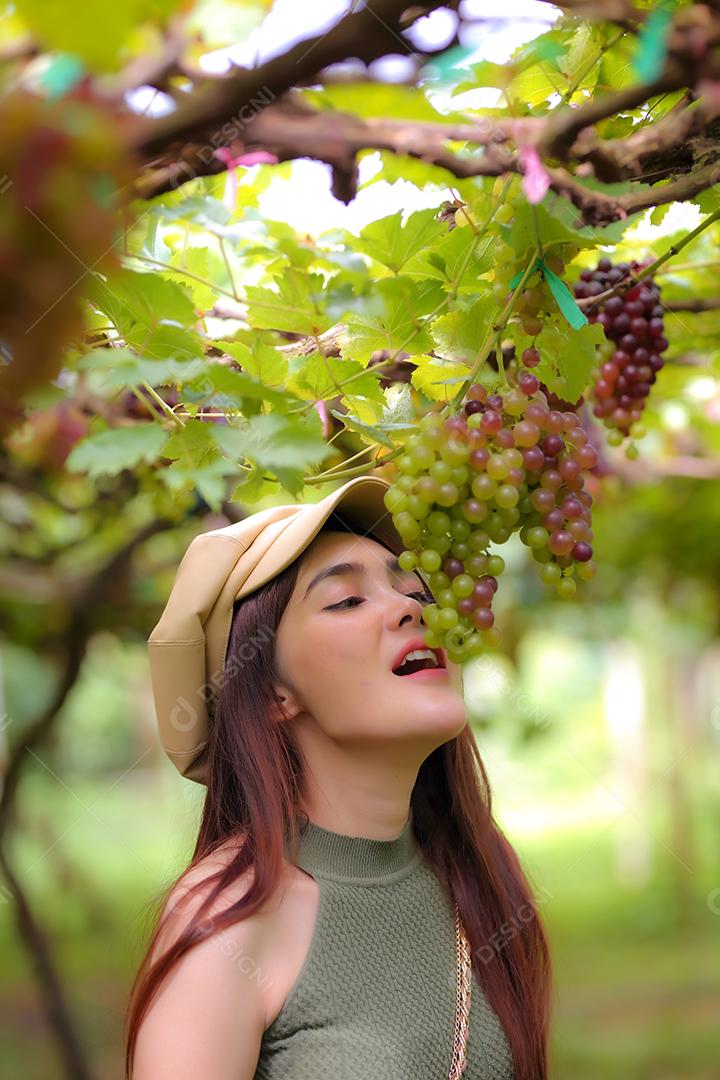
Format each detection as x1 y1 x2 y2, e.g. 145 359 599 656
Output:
126 474 552 1079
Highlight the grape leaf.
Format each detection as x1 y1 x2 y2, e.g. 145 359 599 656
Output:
343 279 433 362
14 0 182 71
160 458 236 512
404 226 495 288
213 413 332 494
532 320 606 402
160 419 220 468
90 269 198 338
410 354 472 402
76 348 206 390
300 82 469 124
330 409 395 448
286 352 385 403
184 362 292 408
381 383 415 427
245 270 331 336
430 298 492 362
66 423 170 478
220 340 289 388
353 209 445 274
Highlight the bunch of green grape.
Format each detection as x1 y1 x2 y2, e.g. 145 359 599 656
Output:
385 377 598 664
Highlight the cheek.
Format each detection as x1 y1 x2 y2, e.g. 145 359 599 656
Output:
446 663 464 694
276 616 369 697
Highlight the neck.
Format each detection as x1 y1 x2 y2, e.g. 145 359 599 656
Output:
298 746 419 841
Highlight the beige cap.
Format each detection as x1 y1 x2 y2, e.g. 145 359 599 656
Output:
147 474 402 785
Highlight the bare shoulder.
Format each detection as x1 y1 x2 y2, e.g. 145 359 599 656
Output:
151 835 318 1029
133 837 308 1078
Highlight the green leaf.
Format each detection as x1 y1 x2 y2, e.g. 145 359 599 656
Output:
598 36 637 92
514 31 566 68
430 297 492 362
165 247 219 312
160 458 235 512
381 383 415 427
244 270 331 335
530 188 645 246
90 270 198 348
353 209 445 274
186 0 268 51
330 409 395 449
343 279 433 362
453 60 510 93
228 466 282 506
15 0 182 71
558 23 603 94
184 362 292 408
160 419 220 468
66 423 170 478
510 202 594 261
650 203 674 226
508 54 564 109
76 348 208 392
410 354 472 402
358 150 461 190
403 225 495 288
220 340 289 389
532 320 605 402
300 82 469 124
286 352 385 403
693 186 720 214
213 413 332 494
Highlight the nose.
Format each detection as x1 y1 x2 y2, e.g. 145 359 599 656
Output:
383 586 425 629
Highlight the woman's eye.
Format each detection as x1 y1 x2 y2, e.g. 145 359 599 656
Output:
325 590 430 611
326 595 363 610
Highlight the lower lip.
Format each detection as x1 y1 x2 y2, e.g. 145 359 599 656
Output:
394 668 449 679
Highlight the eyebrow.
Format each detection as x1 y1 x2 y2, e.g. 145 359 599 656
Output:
303 555 408 600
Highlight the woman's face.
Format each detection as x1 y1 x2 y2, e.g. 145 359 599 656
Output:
272 530 467 751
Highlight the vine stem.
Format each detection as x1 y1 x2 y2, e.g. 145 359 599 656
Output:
141 381 185 427
130 252 241 303
447 248 541 413
578 206 720 310
303 445 402 485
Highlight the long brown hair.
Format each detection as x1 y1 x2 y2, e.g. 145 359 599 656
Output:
125 512 553 1077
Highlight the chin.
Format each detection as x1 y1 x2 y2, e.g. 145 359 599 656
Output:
412 694 468 735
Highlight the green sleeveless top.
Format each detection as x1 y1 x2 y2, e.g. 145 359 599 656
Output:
254 814 515 1079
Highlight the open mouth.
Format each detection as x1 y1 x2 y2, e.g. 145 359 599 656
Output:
392 646 446 677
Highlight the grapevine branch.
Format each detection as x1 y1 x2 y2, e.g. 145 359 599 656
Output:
131 94 720 226
576 206 720 310
127 3 720 226
131 0 451 157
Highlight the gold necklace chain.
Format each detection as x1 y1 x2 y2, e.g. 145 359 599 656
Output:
448 901 472 1079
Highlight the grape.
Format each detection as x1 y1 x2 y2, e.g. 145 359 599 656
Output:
574 256 666 451
384 376 598 662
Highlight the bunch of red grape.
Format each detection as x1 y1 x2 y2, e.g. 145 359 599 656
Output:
574 257 668 448
385 379 598 663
